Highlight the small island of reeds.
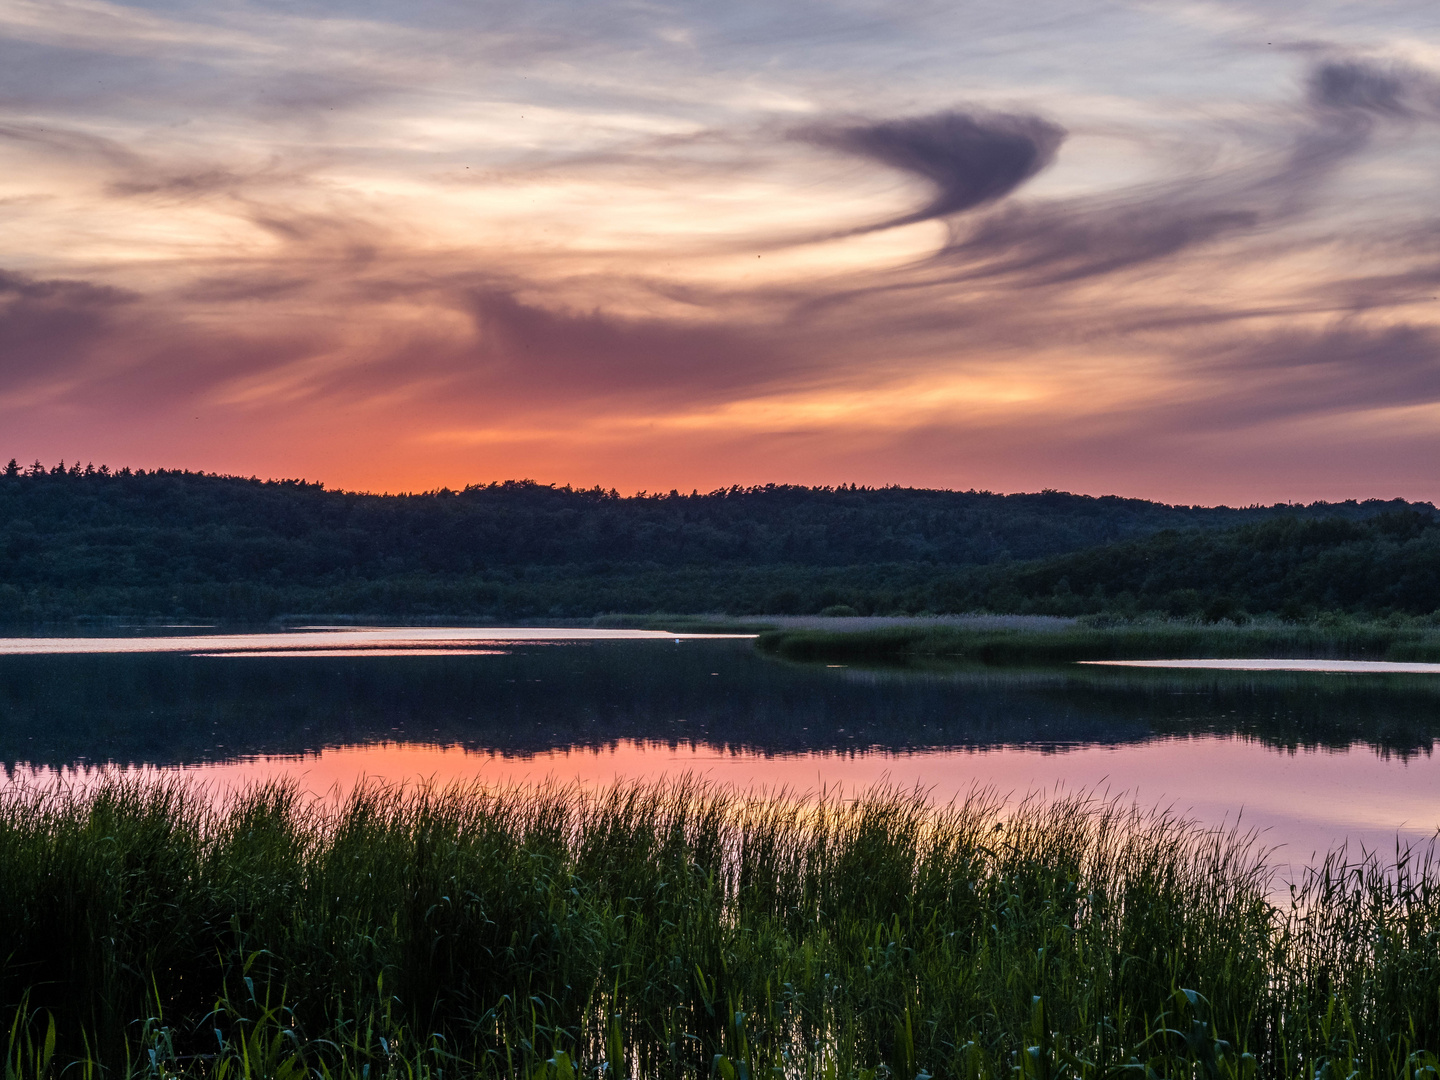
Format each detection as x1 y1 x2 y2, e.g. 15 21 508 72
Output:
1 778 1437 1079
753 616 1440 668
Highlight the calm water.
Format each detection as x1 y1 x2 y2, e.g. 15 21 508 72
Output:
1 628 1438 866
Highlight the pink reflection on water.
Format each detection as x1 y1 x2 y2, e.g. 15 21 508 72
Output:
15 736 1440 873
0 627 752 655
190 649 510 657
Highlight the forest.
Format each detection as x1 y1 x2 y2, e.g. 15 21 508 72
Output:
0 461 1433 620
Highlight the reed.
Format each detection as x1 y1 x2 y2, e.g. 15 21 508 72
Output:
753 618 1440 667
0 777 1437 1078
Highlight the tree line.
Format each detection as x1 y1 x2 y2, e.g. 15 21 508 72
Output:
0 463 1432 619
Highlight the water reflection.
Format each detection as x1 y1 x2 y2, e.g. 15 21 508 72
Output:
106 738 1439 865
0 636 1438 861
4 638 1440 763
0 626 734 654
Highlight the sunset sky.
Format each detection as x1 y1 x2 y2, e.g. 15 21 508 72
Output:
3 0 1440 502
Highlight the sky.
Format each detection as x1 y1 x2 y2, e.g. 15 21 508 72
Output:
3 0 1440 502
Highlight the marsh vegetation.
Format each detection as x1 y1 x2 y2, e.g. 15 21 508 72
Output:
754 617 1440 668
2 778 1438 1079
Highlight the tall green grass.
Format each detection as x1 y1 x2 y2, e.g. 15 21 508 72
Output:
754 618 1440 666
0 777 1437 1078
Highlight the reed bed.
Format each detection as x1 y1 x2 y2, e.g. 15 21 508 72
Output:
0 777 1437 1079
754 620 1440 667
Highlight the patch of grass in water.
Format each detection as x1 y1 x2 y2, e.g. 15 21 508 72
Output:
0 777 1438 1078
755 617 1440 667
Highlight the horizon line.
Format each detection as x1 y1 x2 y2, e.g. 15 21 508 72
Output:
4 457 1434 513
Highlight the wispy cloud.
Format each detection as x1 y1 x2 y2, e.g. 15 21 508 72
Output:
2 0 1440 500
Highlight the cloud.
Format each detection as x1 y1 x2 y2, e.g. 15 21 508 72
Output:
0 269 131 305
0 266 333 417
1310 61 1413 116
108 168 270 199
8 3 1440 504
1190 323 1440 427
931 202 1259 289
792 55 1440 327
17 56 1430 429
0 120 141 171
0 270 136 387
453 287 796 404
798 111 1065 232
1265 58 1440 207
981 59 1428 280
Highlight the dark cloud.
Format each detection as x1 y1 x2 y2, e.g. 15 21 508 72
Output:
461 289 792 402
0 267 326 414
0 271 133 306
1274 59 1440 200
795 56 1436 325
789 190 1264 326
0 271 137 385
961 59 1425 287
1196 323 1440 425
799 111 1065 231
7 261 796 423
1310 61 1412 116
109 169 261 199
932 203 1259 288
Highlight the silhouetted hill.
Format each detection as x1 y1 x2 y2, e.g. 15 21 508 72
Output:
0 460 1432 618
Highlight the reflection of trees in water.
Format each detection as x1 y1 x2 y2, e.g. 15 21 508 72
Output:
0 642 1436 769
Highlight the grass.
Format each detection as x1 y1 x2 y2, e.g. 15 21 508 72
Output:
0 778 1437 1079
753 617 1440 667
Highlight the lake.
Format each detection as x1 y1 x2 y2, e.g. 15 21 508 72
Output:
1 626 1437 871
